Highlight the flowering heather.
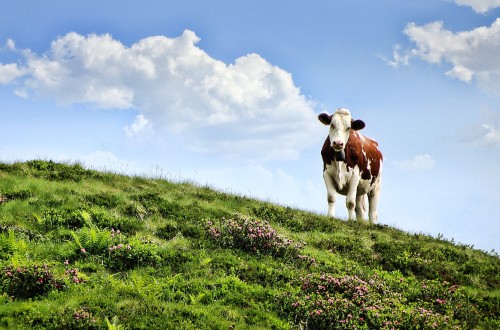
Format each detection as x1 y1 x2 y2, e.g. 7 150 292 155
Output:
283 273 479 329
0 161 497 329
70 227 162 271
0 262 85 299
64 264 86 284
73 308 96 324
206 214 305 258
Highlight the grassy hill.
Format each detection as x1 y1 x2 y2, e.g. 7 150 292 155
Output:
0 160 498 329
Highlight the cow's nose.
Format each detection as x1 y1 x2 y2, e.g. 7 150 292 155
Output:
333 140 343 149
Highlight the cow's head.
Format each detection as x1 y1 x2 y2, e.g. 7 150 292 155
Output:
318 108 365 154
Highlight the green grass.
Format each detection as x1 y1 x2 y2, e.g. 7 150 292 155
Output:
0 160 498 329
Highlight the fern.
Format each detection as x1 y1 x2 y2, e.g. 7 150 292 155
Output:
71 231 83 250
33 213 43 226
0 230 27 259
80 210 92 226
105 316 124 330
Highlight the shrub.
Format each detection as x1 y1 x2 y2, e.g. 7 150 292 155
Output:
88 207 144 233
66 308 98 329
0 262 84 299
85 192 122 208
252 205 302 230
1 189 33 201
16 306 99 330
155 220 178 240
24 160 98 182
71 227 162 271
36 208 90 230
106 238 162 271
206 214 305 259
282 272 482 330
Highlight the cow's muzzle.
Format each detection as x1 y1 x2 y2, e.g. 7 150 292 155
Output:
334 150 345 161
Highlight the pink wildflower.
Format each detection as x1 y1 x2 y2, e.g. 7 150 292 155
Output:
81 248 86 254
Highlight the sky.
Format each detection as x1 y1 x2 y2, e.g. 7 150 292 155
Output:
1 0 499 252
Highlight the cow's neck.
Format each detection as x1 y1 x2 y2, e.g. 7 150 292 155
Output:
327 156 349 192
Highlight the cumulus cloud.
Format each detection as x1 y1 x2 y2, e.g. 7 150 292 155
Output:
0 63 26 84
479 110 500 147
1 30 318 161
125 114 152 138
382 45 410 68
388 18 500 94
457 107 500 147
454 0 500 13
395 154 436 171
481 124 500 145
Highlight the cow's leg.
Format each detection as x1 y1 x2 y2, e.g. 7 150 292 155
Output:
346 177 360 220
323 171 336 217
368 181 381 224
355 194 367 220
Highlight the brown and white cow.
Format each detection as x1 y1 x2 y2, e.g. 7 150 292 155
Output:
318 108 383 223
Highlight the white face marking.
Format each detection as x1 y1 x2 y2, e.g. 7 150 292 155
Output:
329 108 352 151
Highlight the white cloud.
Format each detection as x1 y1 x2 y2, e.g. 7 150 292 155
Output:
394 154 436 171
454 0 500 13
5 39 16 51
382 45 410 68
446 65 474 82
389 18 500 94
2 30 318 161
456 107 500 147
125 114 152 138
481 124 500 145
0 63 25 84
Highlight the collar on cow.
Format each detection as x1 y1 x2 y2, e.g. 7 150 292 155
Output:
334 150 345 161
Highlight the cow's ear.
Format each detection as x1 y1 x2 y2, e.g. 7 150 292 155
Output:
318 113 332 125
351 119 365 130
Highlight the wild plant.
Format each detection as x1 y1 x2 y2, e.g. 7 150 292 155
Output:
206 214 305 259
0 261 85 299
283 272 481 329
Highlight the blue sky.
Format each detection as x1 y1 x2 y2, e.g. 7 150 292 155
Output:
1 0 499 252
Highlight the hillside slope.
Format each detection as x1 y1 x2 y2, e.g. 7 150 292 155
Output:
0 160 498 329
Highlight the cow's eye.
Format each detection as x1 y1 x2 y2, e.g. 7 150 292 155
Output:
346 127 351 131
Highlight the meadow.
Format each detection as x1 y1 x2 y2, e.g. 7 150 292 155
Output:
0 160 498 329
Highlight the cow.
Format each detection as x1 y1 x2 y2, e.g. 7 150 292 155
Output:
318 108 383 223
